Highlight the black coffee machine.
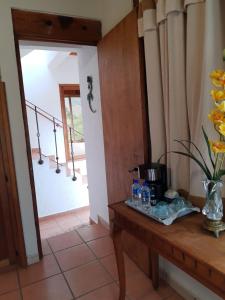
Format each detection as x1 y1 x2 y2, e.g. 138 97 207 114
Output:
130 163 167 204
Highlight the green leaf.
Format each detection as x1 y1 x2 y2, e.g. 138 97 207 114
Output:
173 150 212 179
215 169 225 180
158 150 212 179
176 139 212 178
202 126 215 169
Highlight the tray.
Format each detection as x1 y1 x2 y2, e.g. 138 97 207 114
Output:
125 198 200 225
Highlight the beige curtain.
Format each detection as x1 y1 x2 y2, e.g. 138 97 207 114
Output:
139 0 225 195
186 0 225 196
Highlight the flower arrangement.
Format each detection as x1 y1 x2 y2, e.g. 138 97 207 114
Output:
159 50 225 181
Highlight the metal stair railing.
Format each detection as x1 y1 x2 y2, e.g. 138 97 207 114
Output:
26 99 84 181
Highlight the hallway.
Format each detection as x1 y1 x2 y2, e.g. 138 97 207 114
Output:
0 222 183 300
39 206 90 239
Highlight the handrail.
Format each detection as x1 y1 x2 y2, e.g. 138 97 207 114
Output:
26 99 83 138
26 103 58 126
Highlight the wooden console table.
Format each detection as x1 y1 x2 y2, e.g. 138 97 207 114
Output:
109 201 225 300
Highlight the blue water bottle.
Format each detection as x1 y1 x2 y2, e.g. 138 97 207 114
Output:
131 179 141 206
141 181 151 209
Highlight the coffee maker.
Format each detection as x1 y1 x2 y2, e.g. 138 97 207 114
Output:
130 163 167 204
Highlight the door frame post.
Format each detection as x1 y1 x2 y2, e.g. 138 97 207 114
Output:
11 9 102 263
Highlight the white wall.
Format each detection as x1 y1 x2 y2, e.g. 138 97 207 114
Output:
78 46 109 223
21 49 80 162
0 0 131 264
21 45 109 223
33 157 89 217
0 0 102 264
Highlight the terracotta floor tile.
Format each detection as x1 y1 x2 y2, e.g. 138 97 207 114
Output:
19 254 60 287
39 220 58 230
124 254 143 275
100 254 118 280
56 214 81 224
40 226 64 239
76 224 109 242
56 212 78 220
87 236 114 258
137 289 163 300
165 291 184 300
0 291 21 300
100 253 140 281
78 283 125 300
55 243 95 271
77 211 90 224
157 280 175 298
41 239 52 256
57 218 82 232
48 231 83 252
22 274 73 300
0 271 18 296
125 270 154 300
65 260 113 297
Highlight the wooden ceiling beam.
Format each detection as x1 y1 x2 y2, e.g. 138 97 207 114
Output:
11 9 102 46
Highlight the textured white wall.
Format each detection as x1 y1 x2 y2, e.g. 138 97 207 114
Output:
78 46 109 223
21 48 89 218
0 0 102 264
0 0 131 263
21 49 79 162
33 157 89 218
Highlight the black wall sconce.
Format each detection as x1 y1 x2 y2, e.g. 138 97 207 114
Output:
87 76 96 113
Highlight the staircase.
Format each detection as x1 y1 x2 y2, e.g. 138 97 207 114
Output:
31 149 88 185
26 100 86 183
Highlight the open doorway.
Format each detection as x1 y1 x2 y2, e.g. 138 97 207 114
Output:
59 84 84 162
19 45 90 239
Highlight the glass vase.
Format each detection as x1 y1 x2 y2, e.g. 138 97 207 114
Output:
202 180 223 221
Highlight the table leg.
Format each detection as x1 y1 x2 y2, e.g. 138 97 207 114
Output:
150 249 159 289
112 223 126 300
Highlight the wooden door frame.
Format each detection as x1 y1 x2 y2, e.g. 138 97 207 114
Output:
11 9 101 262
0 82 27 267
59 84 81 162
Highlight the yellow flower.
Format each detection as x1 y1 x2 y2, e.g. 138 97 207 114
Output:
217 101 225 112
210 69 225 88
219 123 225 136
208 109 225 123
211 90 225 101
210 141 225 153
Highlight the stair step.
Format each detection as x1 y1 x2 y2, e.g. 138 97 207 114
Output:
31 149 87 182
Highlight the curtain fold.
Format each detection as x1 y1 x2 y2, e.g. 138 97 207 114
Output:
141 7 166 165
138 0 225 194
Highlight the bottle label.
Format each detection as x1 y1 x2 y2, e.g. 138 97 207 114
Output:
141 188 150 205
132 186 139 198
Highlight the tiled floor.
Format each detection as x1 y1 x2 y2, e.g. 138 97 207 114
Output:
0 222 184 300
39 206 90 239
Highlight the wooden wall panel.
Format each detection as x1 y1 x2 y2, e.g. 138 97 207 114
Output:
98 10 150 274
